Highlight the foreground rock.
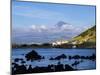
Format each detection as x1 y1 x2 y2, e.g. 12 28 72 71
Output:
25 50 42 61
12 62 74 75
49 54 67 60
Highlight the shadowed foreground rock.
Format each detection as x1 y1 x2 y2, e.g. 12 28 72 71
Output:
49 54 67 60
12 62 74 75
55 54 67 60
25 50 42 61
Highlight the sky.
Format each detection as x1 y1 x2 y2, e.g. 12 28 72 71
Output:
12 0 96 44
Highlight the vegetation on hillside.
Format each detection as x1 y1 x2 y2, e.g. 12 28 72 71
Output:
71 25 96 48
12 25 96 49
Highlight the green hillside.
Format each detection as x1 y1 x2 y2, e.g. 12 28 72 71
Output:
71 25 96 48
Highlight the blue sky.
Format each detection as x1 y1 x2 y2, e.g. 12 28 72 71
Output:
12 1 96 44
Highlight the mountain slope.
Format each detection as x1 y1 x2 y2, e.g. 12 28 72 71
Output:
71 25 96 48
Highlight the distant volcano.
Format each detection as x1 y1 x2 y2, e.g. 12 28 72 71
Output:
55 21 71 28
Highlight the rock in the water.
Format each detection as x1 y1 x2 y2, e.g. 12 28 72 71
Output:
55 54 67 60
25 50 42 61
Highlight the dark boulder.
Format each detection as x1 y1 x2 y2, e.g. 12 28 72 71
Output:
14 58 20 62
72 55 80 59
49 57 54 60
21 61 26 64
65 64 74 71
25 50 42 61
55 54 67 60
71 61 80 66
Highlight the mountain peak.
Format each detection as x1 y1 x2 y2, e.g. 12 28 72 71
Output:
56 21 70 27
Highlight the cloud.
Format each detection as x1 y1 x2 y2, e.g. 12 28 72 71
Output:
30 25 48 32
13 22 82 38
12 21 86 44
29 22 80 34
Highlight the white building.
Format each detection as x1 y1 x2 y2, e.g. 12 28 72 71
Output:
52 40 68 46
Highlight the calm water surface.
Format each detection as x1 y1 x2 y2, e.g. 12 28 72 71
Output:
12 48 96 70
